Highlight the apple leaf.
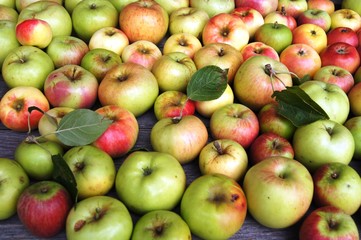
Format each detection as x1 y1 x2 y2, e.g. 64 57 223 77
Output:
272 86 329 127
187 65 228 101
52 154 78 205
56 109 113 146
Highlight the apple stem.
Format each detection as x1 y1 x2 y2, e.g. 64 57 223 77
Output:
328 218 338 229
331 172 339 179
173 98 190 123
265 64 299 93
213 141 223 155
281 6 287 16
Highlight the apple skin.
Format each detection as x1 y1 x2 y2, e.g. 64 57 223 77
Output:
330 8 361 32
313 65 354 94
153 90 196 120
307 0 335 15
210 103 259 149
115 151 186 214
243 156 314 229
344 116 361 160
98 62 159 117
235 0 278 17
277 0 308 18
15 0 62 12
63 145 116 200
66 196 133 240
15 18 52 49
293 119 355 173
0 20 20 68
0 5 19 22
263 5 297 31
297 9 331 32
327 27 359 48
162 32 202 59
14 139 64 180
190 0 235 17
231 6 265 39
150 115 208 164
198 139 248 181
348 82 361 117
88 26 129 55
240 41 280 62
299 206 360 240
132 210 192 239
154 0 189 15
0 86 50 132
312 162 361 215
342 0 361 16
292 23 328 54
0 157 30 220
17 181 72 238
92 105 139 158
180 173 247 240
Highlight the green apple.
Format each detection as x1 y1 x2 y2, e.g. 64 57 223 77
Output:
0 20 20 68
17 0 72 37
190 0 234 17
299 80 350 124
0 157 30 220
63 145 116 200
15 0 63 12
131 210 192 240
293 119 355 173
180 174 247 240
243 156 314 229
14 139 64 180
72 0 118 42
344 116 361 160
107 0 136 12
64 0 82 14
0 5 18 22
2 45 54 89
115 151 186 214
313 162 361 215
66 196 133 240
0 0 15 8
342 0 361 16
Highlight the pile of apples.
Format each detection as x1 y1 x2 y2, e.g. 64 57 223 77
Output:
1 0 361 239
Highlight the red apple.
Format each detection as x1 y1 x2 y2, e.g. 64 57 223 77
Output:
313 65 354 93
15 18 52 48
231 6 264 39
240 41 280 62
292 23 327 54
327 27 359 48
263 5 297 31
235 0 278 17
249 132 294 165
92 105 139 158
307 0 335 15
297 9 332 32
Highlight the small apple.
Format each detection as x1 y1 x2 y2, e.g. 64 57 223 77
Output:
313 65 354 93
162 32 202 59
88 26 129 55
15 18 52 49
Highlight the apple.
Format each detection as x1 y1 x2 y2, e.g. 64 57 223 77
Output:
0 4 18 22
320 42 361 75
248 132 294 166
240 41 280 62
46 35 89 68
293 119 355 173
280 43 322 80
180 173 247 240
0 0 15 8
342 0 361 16
162 32 202 59
92 105 139 158
2 45 54 89
0 20 20 68
80 48 123 82
354 66 361 84
243 156 314 228
107 0 137 13
312 162 361 215
190 0 235 17
257 102 297 140
154 0 189 15
299 80 350 124
313 65 354 93
330 9 361 32
63 145 116 200
121 40 162 70
277 0 308 18
348 82 361 116
299 206 360 240
307 0 335 14
15 0 62 12
235 0 278 17
66 196 133 240
15 18 52 49
263 5 297 31
17 1 72 37
210 103 259 149
64 0 83 14
151 51 197 93
153 90 195 120
115 151 186 214
344 116 361 160
98 62 159 117
231 6 265 39
150 115 208 164
199 139 248 181
14 139 64 180
254 21 293 54
233 55 293 111
17 181 72 238
0 86 50 132
195 83 234 118
202 13 250 52
132 210 192 239
327 27 359 48
169 7 209 39
193 42 243 83
0 157 29 220
43 64 99 109
72 0 118 42
119 0 169 44
292 23 328 54
297 9 332 32
88 26 129 55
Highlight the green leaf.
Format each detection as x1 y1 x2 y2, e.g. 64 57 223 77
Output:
52 154 78 205
56 109 113 146
272 86 329 127
187 65 228 101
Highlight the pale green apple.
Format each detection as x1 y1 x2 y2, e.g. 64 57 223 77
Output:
344 116 361 160
0 20 20 68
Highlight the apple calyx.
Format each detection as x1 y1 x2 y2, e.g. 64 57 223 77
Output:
142 166 153 176
147 220 170 237
74 207 107 231
12 99 25 112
